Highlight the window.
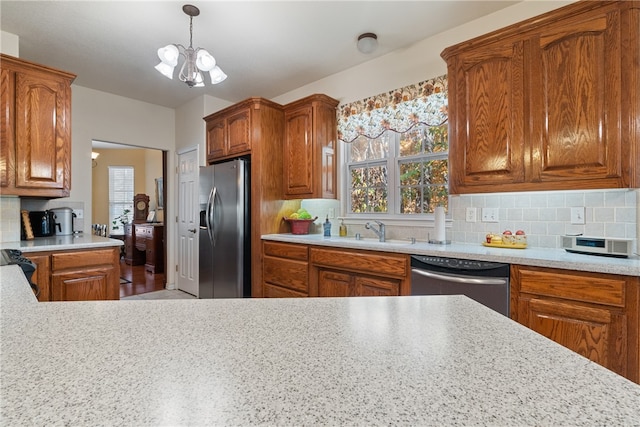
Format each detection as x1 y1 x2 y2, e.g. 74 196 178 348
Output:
346 123 448 216
337 75 449 218
108 166 134 226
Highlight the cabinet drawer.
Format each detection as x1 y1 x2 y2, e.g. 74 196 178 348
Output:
135 227 150 238
52 248 117 271
311 247 408 278
517 267 625 307
264 283 307 298
263 256 308 293
264 241 308 261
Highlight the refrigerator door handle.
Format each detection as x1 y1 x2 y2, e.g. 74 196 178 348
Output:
205 187 215 245
211 186 220 246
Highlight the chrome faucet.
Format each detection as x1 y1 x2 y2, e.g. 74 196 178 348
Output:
365 220 386 242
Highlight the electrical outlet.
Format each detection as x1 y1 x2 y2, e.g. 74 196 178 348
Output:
481 208 499 222
327 208 335 219
465 207 477 223
570 207 585 224
74 209 84 219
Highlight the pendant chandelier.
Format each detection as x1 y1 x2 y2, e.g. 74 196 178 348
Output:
155 4 227 88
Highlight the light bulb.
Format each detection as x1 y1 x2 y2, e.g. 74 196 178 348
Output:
196 49 216 71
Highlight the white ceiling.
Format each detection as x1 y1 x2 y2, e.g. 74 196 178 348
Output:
1 1 519 109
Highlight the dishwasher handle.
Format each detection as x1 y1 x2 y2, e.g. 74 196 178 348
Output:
411 268 508 286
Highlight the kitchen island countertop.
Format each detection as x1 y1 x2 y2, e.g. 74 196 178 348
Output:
0 233 123 253
262 233 640 276
1 264 639 426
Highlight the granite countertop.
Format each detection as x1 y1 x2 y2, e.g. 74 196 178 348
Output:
0 234 123 253
1 264 639 426
262 233 640 276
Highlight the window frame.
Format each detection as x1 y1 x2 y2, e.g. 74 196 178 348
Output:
108 166 134 229
343 124 449 220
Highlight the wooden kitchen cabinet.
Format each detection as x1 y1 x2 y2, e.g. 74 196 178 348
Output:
310 247 409 297
511 265 640 383
283 94 339 199
263 241 309 297
0 54 75 197
25 247 120 301
204 97 286 298
442 1 639 194
27 253 51 302
205 101 252 162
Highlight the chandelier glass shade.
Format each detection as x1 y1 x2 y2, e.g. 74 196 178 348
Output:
155 5 227 87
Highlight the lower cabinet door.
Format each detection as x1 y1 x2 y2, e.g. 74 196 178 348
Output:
523 297 626 376
318 269 353 297
51 267 118 301
356 275 400 296
26 254 51 302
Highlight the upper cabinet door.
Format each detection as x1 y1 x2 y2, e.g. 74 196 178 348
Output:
283 104 314 197
448 41 526 193
0 68 13 189
283 94 339 199
226 108 251 156
206 116 226 161
0 54 75 197
531 12 623 184
14 70 70 191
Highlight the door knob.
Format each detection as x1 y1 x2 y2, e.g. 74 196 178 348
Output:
188 228 197 233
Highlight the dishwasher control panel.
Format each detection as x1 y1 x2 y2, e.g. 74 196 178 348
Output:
411 255 507 271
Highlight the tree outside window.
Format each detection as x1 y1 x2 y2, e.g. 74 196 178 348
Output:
346 123 448 216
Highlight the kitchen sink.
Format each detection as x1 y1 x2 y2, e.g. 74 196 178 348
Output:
330 237 414 246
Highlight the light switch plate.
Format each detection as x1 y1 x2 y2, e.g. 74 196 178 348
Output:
481 208 499 222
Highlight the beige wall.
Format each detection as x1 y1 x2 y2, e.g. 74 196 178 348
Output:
91 148 162 227
272 1 575 106
1 30 19 56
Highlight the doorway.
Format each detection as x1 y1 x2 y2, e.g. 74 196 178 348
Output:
91 140 167 297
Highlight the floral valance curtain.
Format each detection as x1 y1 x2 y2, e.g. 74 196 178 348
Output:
337 75 448 143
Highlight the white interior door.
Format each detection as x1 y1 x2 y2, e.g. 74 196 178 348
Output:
177 149 199 296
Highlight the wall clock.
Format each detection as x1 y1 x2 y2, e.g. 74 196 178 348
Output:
133 194 150 223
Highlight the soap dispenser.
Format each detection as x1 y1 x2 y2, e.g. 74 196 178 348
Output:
323 215 332 237
339 219 347 237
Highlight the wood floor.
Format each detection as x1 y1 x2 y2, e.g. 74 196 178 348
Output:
119 260 165 298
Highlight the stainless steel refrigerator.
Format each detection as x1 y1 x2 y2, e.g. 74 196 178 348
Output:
199 158 251 298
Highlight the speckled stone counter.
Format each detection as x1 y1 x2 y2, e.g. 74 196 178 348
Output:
262 233 640 276
0 233 123 252
1 265 639 426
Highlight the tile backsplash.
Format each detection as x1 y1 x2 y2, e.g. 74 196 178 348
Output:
0 197 21 242
449 189 638 253
303 189 638 254
0 198 86 243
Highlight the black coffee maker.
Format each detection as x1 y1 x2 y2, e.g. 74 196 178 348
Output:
22 211 56 238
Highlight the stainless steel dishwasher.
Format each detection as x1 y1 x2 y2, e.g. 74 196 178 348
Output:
411 255 510 316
